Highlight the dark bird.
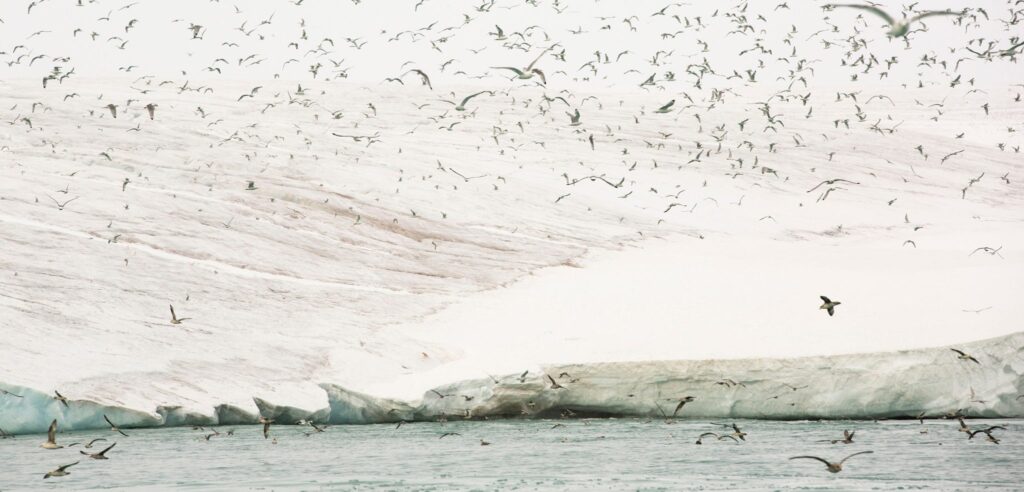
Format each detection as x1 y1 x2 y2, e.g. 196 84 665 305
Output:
950 348 980 364
819 296 840 316
104 415 129 437
169 304 190 324
80 442 116 460
43 462 78 479
672 396 696 417
259 416 274 439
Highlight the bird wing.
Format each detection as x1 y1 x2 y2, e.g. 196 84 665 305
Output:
839 450 874 465
950 348 965 356
492 66 524 76
169 305 176 319
909 10 960 23
47 419 57 443
524 46 553 71
532 68 547 85
263 422 270 438
58 462 79 472
789 455 832 466
98 442 116 455
461 91 490 107
820 295 832 303
830 4 895 25
104 414 115 427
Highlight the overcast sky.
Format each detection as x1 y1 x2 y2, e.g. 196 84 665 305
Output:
2 0 1019 91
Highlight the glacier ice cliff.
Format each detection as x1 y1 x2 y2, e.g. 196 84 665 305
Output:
2 332 1021 435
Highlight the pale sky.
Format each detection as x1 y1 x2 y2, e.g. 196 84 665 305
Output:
1 0 1019 90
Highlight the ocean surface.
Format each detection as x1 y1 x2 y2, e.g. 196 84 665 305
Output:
2 418 1021 490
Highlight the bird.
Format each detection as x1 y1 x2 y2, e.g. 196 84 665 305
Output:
566 108 581 126
442 90 492 111
492 46 555 84
169 304 190 324
145 103 156 120
80 442 116 460
695 432 738 444
41 420 62 449
546 374 566 389
53 390 70 407
950 348 980 364
967 426 1006 444
827 4 962 38
259 416 274 439
83 438 108 449
105 103 118 118
654 100 675 113
403 69 432 90
104 414 129 437
789 451 873 473
671 396 696 416
43 462 78 479
819 430 855 444
819 296 841 316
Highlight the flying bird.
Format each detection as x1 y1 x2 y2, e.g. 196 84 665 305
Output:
819 296 841 316
789 451 873 473
827 4 961 38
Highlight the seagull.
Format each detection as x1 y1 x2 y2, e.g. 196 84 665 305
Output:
671 396 696 416
80 442 116 460
53 390 70 408
105 103 118 118
442 91 492 112
83 438 108 449
546 374 565 389
403 69 432 90
169 304 190 324
492 46 555 84
654 100 675 113
789 451 873 473
41 419 62 449
259 416 274 439
566 108 581 126
827 4 962 37
950 348 980 364
695 432 738 444
145 103 156 120
819 296 841 316
967 426 1006 444
104 415 129 437
819 429 855 444
43 462 78 479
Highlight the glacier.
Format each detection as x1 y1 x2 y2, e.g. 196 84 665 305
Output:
3 332 1022 435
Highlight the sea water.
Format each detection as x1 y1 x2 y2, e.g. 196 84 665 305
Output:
1 419 1021 490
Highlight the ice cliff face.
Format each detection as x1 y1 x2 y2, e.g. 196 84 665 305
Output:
2 333 1021 434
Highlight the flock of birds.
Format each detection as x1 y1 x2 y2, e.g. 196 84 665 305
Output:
1 0 1023 484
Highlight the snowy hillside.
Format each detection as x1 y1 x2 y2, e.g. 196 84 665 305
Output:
1 0 1023 434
